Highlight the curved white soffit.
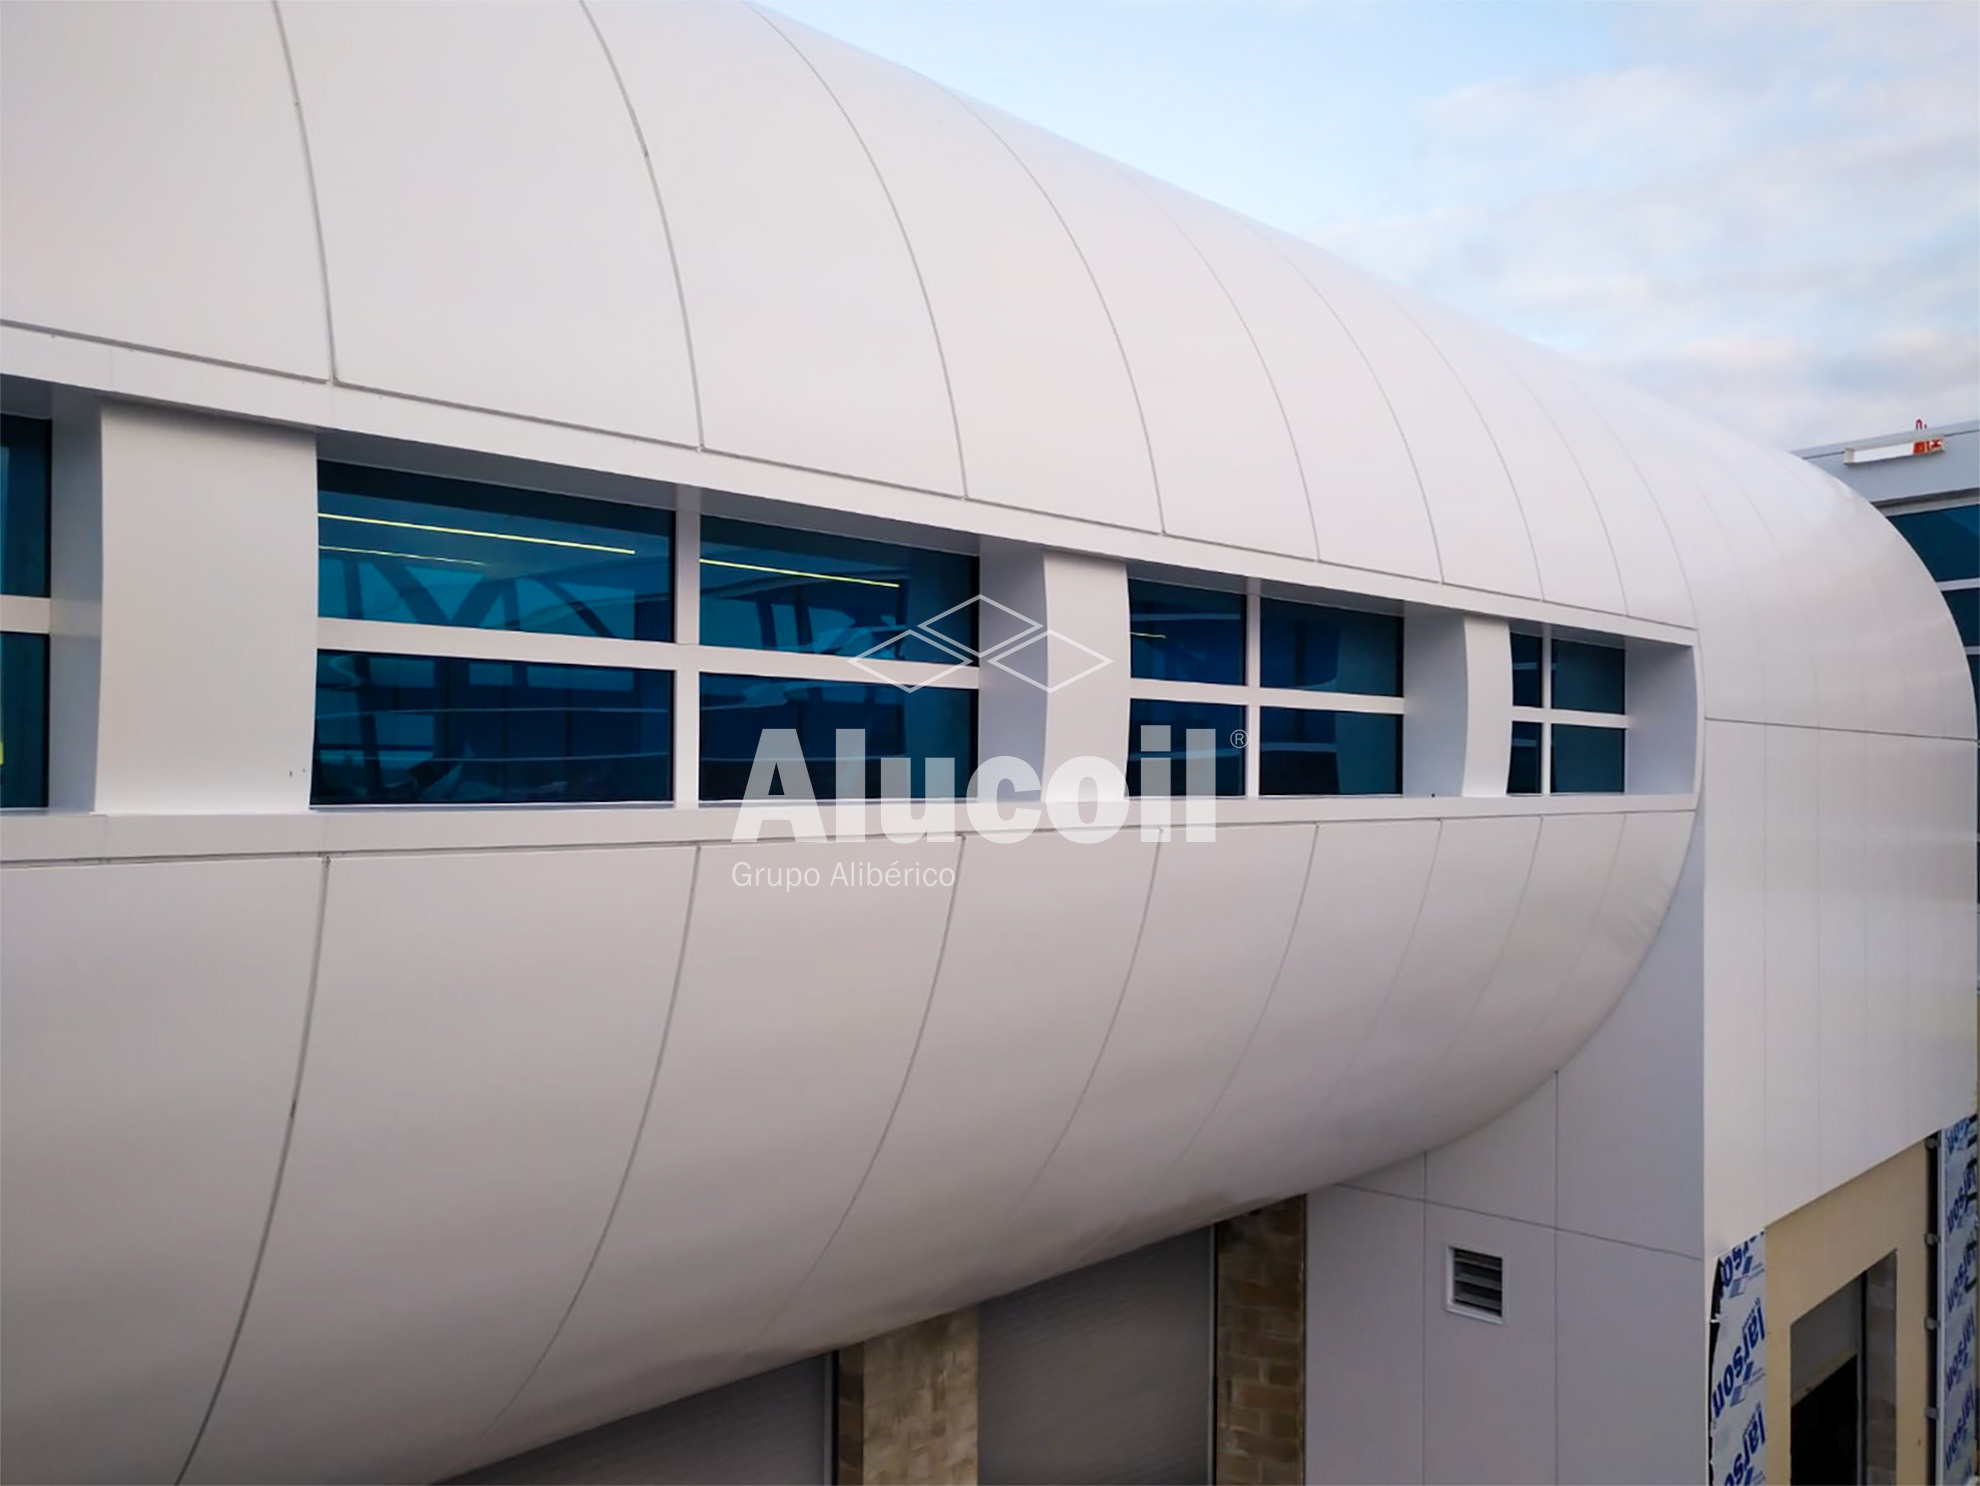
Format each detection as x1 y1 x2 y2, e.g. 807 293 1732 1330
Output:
6 0 1974 732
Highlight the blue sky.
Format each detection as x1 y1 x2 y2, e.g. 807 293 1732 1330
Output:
763 1 1980 450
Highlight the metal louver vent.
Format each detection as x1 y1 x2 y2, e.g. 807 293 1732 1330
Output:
1448 1247 1504 1321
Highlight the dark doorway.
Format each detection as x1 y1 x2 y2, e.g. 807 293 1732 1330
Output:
1791 1354 1860 1485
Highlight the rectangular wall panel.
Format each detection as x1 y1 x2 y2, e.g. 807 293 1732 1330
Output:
979 1230 1212 1486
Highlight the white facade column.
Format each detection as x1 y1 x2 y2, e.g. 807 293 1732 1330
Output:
976 540 1129 795
1625 639 1699 794
1403 609 1512 798
49 397 317 812
672 494 701 808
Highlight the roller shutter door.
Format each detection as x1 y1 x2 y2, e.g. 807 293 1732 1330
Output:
449 1356 828 1485
978 1229 1213 1485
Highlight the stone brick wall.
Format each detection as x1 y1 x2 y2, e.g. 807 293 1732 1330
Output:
836 1309 979 1485
1215 1197 1307 1485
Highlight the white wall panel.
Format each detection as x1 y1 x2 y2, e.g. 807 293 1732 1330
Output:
0 2 327 376
0 859 320 1486
187 848 694 1485
280 1 695 439
762 14 1156 529
494 840 957 1457
969 109 1312 557
592 1 958 491
1271 238 1542 599
1927 738 1979 1129
1157 821 1440 1209
1555 817 1704 1257
1397 293 1625 614
1135 178 1435 575
1424 1077 1556 1228
1325 816 1542 1161
1307 1188 1425 1485
760 832 1155 1353
1817 728 1871 1189
1421 1206 1556 1486
978 826 1315 1289
1478 328 1693 626
1703 722 1770 1256
77 405 318 813
1861 732 1915 1168
1554 1234 1705 1485
1408 811 1626 1142
1762 724 1824 1219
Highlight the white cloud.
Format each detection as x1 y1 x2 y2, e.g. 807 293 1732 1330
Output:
1312 1 1980 448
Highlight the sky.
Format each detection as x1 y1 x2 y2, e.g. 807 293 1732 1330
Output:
762 0 1980 451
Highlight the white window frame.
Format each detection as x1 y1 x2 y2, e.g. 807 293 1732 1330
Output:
1126 579 1405 800
1510 625 1630 796
314 476 980 809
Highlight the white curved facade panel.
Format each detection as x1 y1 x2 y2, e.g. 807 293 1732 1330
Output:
759 831 1157 1354
185 849 694 1486
591 1 960 491
278 0 696 440
1634 395 1824 728
968 825 1317 1291
969 108 1316 559
761 14 1160 530
494 840 958 1453
1396 292 1626 614
1135 179 1439 579
1563 367 1773 722
0 859 320 1486
1528 809 1695 1072
0 1 327 377
1474 328 1694 626
1324 815 1544 1163
1271 238 1543 599
1406 811 1631 1143
1154 819 1442 1213
1703 428 1876 732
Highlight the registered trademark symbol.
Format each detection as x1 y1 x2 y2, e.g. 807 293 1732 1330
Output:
1230 728 1248 748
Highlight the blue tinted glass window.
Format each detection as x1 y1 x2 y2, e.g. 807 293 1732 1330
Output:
0 632 48 807
1128 580 1245 684
1552 639 1625 714
700 517 973 664
1 416 51 598
313 651 671 805
318 465 673 641
1551 724 1625 794
1259 708 1400 796
1891 504 1978 583
699 675 974 801
1259 599 1401 695
1508 720 1542 795
1126 699 1244 797
1511 632 1543 708
1945 587 1978 647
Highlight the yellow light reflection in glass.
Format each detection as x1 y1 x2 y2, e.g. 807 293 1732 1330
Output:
700 557 899 589
319 511 635 555
320 544 485 567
